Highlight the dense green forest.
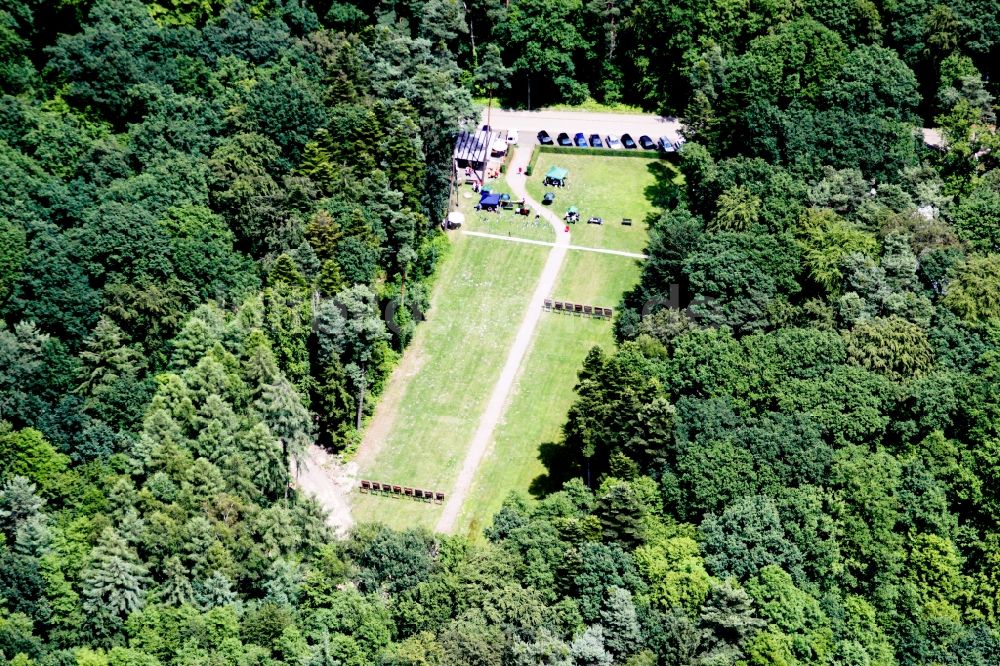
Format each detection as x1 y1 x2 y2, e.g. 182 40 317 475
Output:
2 0 1000 664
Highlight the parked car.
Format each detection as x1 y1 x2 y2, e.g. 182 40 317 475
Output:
639 135 656 150
605 135 622 149
589 134 603 147
574 132 588 147
621 133 637 149
537 130 553 145
557 132 572 146
506 130 519 144
658 136 675 152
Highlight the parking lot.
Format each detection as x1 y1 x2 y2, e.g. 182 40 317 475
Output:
481 108 684 149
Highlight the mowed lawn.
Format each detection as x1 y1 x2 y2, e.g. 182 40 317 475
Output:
525 152 681 254
454 250 643 537
351 234 550 530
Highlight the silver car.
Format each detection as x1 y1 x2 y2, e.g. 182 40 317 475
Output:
605 134 623 149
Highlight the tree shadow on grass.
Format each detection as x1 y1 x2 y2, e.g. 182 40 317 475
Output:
644 161 683 210
529 440 575 498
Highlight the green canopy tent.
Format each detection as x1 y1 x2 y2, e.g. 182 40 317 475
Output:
544 166 568 186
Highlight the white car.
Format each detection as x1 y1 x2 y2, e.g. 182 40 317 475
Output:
506 130 519 144
605 134 622 149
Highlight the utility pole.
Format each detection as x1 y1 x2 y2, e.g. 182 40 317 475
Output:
487 87 493 129
449 158 457 209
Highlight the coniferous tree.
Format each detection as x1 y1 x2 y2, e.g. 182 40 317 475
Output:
697 581 766 664
570 625 613 666
193 393 242 464
77 316 145 394
13 512 51 558
600 586 643 661
81 527 151 642
196 571 238 610
0 476 43 533
256 378 313 478
243 421 287 499
159 555 194 607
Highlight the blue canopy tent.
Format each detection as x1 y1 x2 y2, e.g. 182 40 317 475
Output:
478 193 501 210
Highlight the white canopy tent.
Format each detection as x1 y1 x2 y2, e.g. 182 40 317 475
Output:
446 211 465 229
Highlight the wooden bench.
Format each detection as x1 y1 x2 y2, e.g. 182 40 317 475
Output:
357 481 447 505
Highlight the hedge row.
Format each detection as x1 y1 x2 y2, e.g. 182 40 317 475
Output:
499 144 516 173
525 145 542 176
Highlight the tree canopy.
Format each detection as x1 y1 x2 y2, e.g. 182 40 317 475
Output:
2 0 1000 665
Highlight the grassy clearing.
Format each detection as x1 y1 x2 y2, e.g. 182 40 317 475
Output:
525 152 680 254
552 250 645 306
351 234 550 530
454 250 642 537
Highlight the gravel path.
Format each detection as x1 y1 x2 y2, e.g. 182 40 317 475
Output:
435 146 570 533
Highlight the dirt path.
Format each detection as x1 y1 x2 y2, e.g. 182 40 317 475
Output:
293 445 358 538
353 344 428 469
435 146 570 533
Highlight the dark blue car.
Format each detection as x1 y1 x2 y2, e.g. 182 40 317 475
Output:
574 132 587 147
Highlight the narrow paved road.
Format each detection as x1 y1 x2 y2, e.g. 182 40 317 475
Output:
435 146 570 533
462 230 648 259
